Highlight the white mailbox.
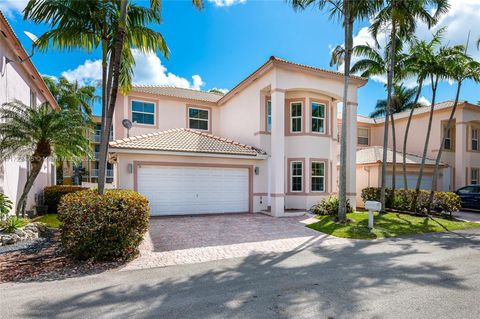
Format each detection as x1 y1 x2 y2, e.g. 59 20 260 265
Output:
365 201 381 212
364 201 381 229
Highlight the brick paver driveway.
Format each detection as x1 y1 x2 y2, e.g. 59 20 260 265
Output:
123 213 352 270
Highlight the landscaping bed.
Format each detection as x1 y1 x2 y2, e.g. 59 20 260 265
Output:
307 212 480 240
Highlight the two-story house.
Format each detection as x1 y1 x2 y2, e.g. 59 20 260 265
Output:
0 12 57 213
109 56 367 216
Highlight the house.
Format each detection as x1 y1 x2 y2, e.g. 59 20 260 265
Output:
0 12 57 213
61 115 114 186
109 56 367 216
345 100 480 207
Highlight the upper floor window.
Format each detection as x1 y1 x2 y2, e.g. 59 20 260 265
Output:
132 100 155 125
472 168 479 185
290 161 303 192
443 126 452 150
311 102 325 133
188 107 209 131
358 127 369 146
266 100 272 132
290 102 302 133
472 128 478 151
311 161 325 192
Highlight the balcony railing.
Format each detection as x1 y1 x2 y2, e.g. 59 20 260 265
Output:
92 133 114 143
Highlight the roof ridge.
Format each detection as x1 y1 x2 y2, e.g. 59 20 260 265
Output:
131 85 225 96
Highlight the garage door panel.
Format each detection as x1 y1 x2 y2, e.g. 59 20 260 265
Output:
138 166 249 216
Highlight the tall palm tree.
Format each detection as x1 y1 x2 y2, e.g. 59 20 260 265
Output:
24 0 204 195
428 48 480 212
290 0 382 222
370 0 449 212
0 101 89 216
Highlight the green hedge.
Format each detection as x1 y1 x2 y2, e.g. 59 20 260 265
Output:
44 185 88 214
361 187 461 214
58 189 150 261
311 196 354 216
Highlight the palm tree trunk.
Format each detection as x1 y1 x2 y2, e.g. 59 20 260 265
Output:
403 81 423 190
391 112 396 193
428 81 462 213
16 155 45 217
98 0 128 195
337 0 352 223
380 23 396 213
413 75 439 212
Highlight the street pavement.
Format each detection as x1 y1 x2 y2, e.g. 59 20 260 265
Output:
1 228 480 319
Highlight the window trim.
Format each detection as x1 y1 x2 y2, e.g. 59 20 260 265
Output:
285 98 306 135
287 158 305 194
266 97 272 133
443 125 452 150
310 101 327 134
129 98 157 127
310 160 327 193
357 126 370 146
471 168 479 185
290 101 303 134
472 127 479 151
187 106 211 132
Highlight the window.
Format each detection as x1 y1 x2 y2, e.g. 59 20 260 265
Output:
443 126 451 150
290 102 302 133
358 127 369 145
311 162 325 192
188 107 209 131
472 128 478 151
472 168 479 185
290 161 303 192
131 100 155 125
311 102 325 133
266 100 272 132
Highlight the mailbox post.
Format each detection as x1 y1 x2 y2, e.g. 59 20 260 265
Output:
365 201 381 229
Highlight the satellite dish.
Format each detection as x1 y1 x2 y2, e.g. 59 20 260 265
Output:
122 119 133 138
24 31 39 45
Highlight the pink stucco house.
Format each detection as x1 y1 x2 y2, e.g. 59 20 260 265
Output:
0 12 57 213
109 56 367 216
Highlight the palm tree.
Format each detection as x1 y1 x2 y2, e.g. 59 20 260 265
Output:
24 0 204 195
369 0 449 213
290 0 382 222
428 47 480 212
0 101 89 216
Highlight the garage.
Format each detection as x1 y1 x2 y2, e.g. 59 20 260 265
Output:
137 165 250 216
386 174 433 190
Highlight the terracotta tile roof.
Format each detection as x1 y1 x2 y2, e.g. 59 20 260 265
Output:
109 128 267 157
356 146 444 166
130 85 224 103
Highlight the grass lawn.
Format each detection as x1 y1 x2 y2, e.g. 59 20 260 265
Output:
307 212 480 240
32 214 61 229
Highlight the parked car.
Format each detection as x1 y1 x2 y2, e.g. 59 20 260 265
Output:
456 185 480 210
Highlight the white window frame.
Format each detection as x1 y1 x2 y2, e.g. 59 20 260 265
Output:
290 102 303 133
131 99 156 126
472 128 478 151
311 102 326 134
188 107 210 131
311 161 326 192
290 161 303 192
266 100 272 133
472 168 479 185
358 127 369 146
443 126 452 150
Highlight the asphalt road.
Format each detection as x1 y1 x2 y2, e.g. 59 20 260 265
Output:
2 229 480 319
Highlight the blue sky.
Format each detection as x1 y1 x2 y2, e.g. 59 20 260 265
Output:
1 0 479 116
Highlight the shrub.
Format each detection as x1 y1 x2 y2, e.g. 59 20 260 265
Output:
44 185 88 215
361 187 460 214
311 196 353 216
0 193 13 221
1 216 28 233
58 189 150 261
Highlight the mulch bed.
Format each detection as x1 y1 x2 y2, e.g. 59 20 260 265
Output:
0 230 123 283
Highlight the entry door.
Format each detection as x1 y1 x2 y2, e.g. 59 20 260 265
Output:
137 166 249 216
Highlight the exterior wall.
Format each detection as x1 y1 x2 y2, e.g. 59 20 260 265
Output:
115 152 268 213
0 24 54 213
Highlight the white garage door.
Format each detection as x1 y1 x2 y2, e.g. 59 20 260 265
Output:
386 174 432 190
137 166 249 216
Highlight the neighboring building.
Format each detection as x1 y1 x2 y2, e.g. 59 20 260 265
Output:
0 11 58 213
109 56 367 216
342 101 480 207
62 115 114 185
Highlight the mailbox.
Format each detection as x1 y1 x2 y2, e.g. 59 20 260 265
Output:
365 201 381 212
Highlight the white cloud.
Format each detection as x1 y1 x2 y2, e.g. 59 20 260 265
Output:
61 59 102 87
131 49 205 90
0 0 28 18
418 96 431 106
208 0 246 7
209 87 229 94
